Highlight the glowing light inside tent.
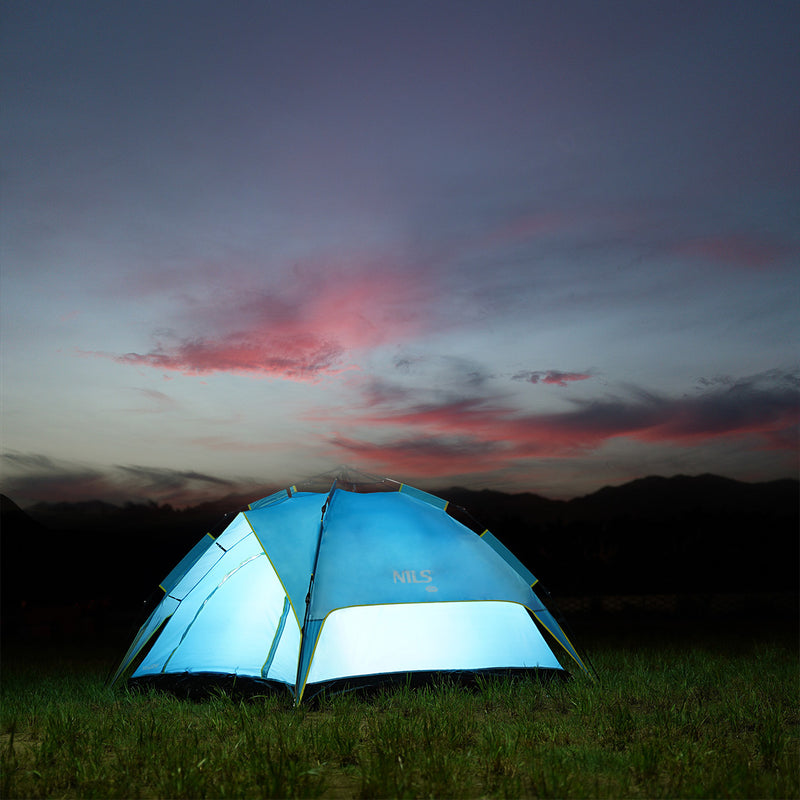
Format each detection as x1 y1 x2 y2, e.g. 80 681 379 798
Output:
306 600 560 683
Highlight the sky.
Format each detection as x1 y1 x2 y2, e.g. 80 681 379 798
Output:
1 0 798 507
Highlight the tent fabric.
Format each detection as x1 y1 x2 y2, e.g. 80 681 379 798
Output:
111 480 589 702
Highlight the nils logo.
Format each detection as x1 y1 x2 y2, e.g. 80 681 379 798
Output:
393 569 438 592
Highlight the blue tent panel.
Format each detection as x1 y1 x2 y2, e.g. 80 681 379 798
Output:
480 530 539 587
309 490 534 614
398 483 449 510
159 532 215 596
248 486 297 510
243 491 325 619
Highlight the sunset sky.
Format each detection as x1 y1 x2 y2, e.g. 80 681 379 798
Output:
2 1 798 507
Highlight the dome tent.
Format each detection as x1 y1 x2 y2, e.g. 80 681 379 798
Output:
111 476 590 702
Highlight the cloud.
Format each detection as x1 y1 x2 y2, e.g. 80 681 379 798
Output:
116 465 233 493
1 453 114 502
628 371 800 447
115 332 345 381
674 234 794 270
106 264 428 381
329 434 508 477
124 388 180 413
327 370 799 477
388 354 495 389
0 453 243 507
513 370 593 387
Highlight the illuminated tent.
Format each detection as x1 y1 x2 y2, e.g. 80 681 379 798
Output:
111 479 590 703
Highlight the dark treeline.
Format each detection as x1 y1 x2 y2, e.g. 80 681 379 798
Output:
1 474 797 640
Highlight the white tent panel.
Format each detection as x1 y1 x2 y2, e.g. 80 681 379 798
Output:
135 533 299 682
307 600 560 684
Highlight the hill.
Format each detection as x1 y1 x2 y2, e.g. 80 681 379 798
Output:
439 474 798 595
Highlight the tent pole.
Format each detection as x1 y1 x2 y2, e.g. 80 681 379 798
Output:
294 479 338 702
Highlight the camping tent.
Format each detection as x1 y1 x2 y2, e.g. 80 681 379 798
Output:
111 479 590 702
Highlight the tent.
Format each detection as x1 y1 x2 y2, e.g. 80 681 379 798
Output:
111 478 590 702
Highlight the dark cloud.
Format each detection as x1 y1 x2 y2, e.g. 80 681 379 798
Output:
356 377 418 409
116 465 233 492
513 370 593 387
1 454 115 503
2 452 61 472
631 370 800 445
1 454 241 507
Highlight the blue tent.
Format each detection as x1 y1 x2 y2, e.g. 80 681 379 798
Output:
111 479 589 702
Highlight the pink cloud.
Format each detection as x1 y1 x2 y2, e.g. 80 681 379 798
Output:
327 398 611 463
111 266 425 381
675 234 792 270
326 372 800 476
117 332 345 381
329 434 510 477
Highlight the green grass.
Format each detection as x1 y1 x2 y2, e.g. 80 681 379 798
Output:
1 627 798 799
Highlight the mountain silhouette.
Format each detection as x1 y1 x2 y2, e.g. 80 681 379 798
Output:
443 475 798 595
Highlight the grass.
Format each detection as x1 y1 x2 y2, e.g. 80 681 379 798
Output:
1 625 798 799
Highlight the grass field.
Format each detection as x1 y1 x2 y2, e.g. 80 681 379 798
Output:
1 623 797 799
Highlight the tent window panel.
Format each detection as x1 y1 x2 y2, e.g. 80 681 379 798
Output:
306 601 562 684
